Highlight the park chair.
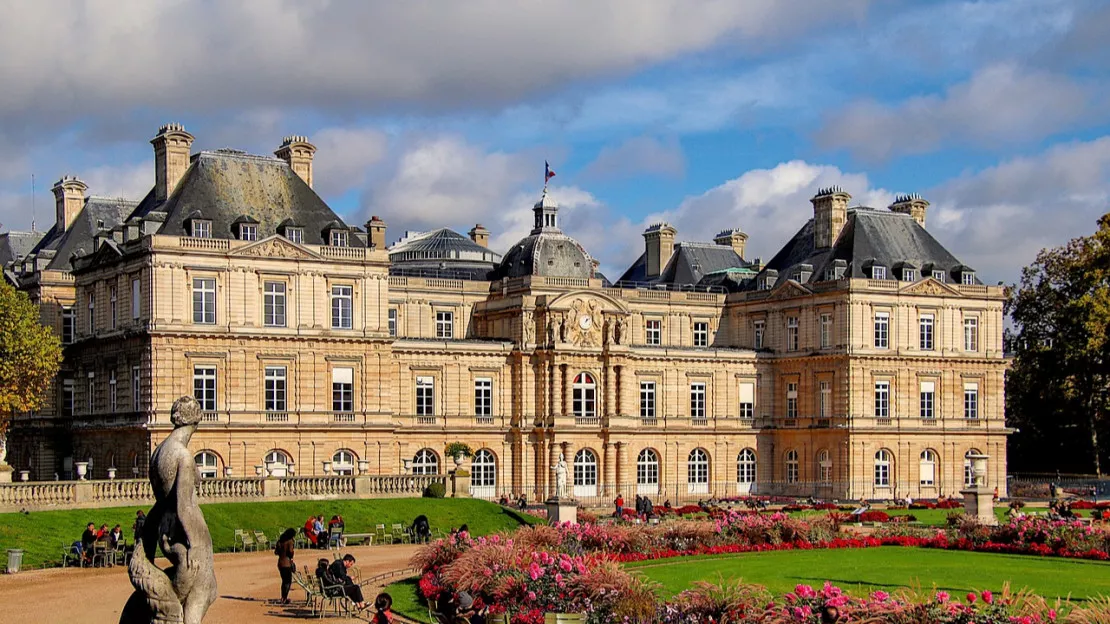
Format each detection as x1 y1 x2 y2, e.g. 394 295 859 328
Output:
234 529 256 552
253 530 271 550
112 538 128 565
61 542 85 568
391 523 411 544
91 539 112 567
327 528 344 550
291 569 324 616
375 523 392 545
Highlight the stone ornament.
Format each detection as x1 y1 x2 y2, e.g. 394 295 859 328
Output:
121 396 217 624
550 453 569 499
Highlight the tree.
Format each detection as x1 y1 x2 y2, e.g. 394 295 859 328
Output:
1007 214 1110 476
0 281 62 436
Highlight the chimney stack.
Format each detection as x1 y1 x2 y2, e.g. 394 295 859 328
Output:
275 135 317 188
643 223 677 279
714 228 748 259
151 123 195 202
811 186 851 249
468 224 490 248
889 193 929 228
366 216 387 250
52 176 88 233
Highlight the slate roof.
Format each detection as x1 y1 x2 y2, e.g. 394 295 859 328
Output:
617 242 756 286
130 150 361 246
492 232 594 280
27 197 138 271
757 207 978 287
0 230 44 268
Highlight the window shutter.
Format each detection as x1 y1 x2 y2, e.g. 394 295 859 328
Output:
332 368 353 384
738 382 755 404
920 381 935 393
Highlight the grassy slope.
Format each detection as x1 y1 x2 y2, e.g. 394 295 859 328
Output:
627 547 1110 600
790 507 1010 526
0 498 540 569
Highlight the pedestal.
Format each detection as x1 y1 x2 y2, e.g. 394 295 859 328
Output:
0 465 11 483
545 497 578 525
961 487 997 526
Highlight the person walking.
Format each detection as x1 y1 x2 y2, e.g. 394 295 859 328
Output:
614 494 624 518
133 510 145 542
274 528 297 604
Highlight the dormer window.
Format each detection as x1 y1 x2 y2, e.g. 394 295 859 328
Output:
190 220 212 238
961 271 976 285
871 265 887 280
330 230 348 247
285 228 303 244
239 224 257 241
932 270 946 282
903 269 917 282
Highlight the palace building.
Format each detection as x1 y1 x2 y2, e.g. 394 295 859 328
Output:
5 124 1009 502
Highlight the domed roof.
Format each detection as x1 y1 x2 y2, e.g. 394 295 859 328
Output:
491 189 594 280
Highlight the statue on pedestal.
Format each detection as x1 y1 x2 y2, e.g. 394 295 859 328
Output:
550 453 569 500
120 396 217 624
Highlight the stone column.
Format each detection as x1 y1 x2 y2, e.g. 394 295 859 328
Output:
534 437 546 501
552 360 562 417
603 441 616 498
548 431 558 499
563 364 572 418
615 442 626 492
605 363 616 419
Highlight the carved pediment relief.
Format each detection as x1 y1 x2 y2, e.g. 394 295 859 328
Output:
544 291 629 348
230 236 320 260
768 280 811 300
900 278 960 297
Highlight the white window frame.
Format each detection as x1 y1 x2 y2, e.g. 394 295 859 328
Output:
264 366 287 413
738 382 755 419
87 374 95 414
964 449 981 487
239 224 257 241
786 382 798 419
331 285 353 329
903 268 917 282
263 281 287 328
190 220 212 238
192 277 216 325
874 311 890 349
737 448 756 485
413 449 439 475
962 272 976 285
435 311 454 339
920 380 935 419
332 449 356 476
332 367 354 413
194 451 219 479
193 366 216 412
285 227 304 244
687 448 709 494
785 449 799 484
573 449 598 497
874 449 892 486
87 289 95 333
753 320 765 349
639 381 656 419
874 381 890 419
819 380 831 418
819 313 832 348
330 230 348 247
474 378 492 418
872 266 887 280
108 369 117 413
964 382 979 419
416 376 435 417
62 306 75 344
817 449 832 484
693 321 709 347
964 317 979 352
388 308 397 337
472 449 496 492
109 285 117 330
920 450 937 486
786 316 799 351
572 372 596 419
636 449 660 495
645 319 661 346
919 314 934 351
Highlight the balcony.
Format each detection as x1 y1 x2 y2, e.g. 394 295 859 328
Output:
265 412 289 423
332 412 356 423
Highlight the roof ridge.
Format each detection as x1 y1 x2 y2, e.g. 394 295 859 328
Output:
196 150 285 164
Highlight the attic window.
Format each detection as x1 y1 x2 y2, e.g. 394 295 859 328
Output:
239 224 257 241
961 271 976 285
871 266 887 280
284 227 303 244
902 268 917 282
190 220 212 239
932 270 946 282
330 230 349 247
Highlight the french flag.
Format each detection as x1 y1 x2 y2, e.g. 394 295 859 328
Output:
545 161 556 183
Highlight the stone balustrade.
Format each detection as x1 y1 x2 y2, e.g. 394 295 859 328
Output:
0 473 458 513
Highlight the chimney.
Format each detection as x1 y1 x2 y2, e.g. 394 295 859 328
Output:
366 216 387 250
811 186 851 249
275 135 317 188
889 193 929 228
643 223 677 279
468 224 490 248
714 228 748 259
52 176 88 233
151 123 195 202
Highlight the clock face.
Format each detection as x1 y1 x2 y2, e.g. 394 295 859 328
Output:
579 315 592 330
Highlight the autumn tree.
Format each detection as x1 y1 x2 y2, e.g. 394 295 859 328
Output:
0 281 62 437
1007 214 1110 476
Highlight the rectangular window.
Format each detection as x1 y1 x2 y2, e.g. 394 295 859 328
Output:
920 455 936 486
920 380 935 419
964 382 979 419
819 380 831 418
62 379 75 416
330 230 348 247
786 316 799 351
240 224 257 241
62 307 75 344
435 311 454 339
416 376 435 416
786 382 798 419
872 266 887 280
263 281 287 327
646 319 661 346
193 367 216 412
819 313 832 348
131 278 141 320
264 367 287 412
753 320 765 349
474 378 492 417
285 228 303 244
109 286 117 330
192 278 216 324
108 370 117 413
87 289 95 333
693 321 709 347
190 220 211 238
738 382 755 419
388 308 397 337
87 375 95 414
962 272 976 285
875 381 890 419
919 314 934 351
640 381 656 419
874 312 889 349
331 285 352 329
131 366 141 412
903 269 917 282
690 383 706 420
332 367 354 413
933 270 946 282
964 317 979 351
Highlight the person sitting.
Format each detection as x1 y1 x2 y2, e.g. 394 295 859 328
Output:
371 592 394 624
108 524 123 548
498 495 510 506
452 591 487 624
517 494 527 511
411 515 432 544
457 523 469 537
327 554 367 609
663 499 672 509
78 522 97 563
313 516 326 548
304 516 319 547
97 523 109 540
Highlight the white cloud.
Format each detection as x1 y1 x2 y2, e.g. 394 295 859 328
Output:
310 126 389 197
816 63 1099 161
581 136 685 181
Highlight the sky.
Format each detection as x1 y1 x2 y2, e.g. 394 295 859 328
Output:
0 0 1108 284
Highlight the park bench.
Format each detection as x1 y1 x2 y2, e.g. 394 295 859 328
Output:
343 532 374 546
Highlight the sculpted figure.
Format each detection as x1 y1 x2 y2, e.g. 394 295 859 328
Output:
550 453 569 499
120 396 217 624
614 317 627 345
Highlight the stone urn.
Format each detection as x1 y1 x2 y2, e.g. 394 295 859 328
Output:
454 453 465 469
403 459 412 475
322 460 333 475
19 470 29 482
967 453 989 487
254 464 264 477
357 460 370 474
107 467 117 480
75 461 89 480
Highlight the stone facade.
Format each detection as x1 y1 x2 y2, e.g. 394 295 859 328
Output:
5 125 1009 504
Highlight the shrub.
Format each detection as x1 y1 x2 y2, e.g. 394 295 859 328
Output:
858 510 890 523
423 482 446 498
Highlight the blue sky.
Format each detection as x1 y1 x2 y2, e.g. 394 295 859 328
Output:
1 0 1108 282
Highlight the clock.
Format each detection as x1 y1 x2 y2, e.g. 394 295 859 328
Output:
578 315 592 330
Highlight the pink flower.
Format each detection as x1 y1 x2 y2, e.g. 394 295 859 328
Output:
528 562 544 580
966 592 977 603
871 590 890 602
935 591 950 603
981 590 993 604
527 591 537 601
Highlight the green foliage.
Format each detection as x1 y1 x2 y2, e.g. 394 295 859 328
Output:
1007 214 1110 473
444 442 474 458
0 281 62 431
423 482 446 498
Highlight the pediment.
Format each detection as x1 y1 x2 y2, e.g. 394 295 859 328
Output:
546 290 629 314
229 236 321 260
768 280 811 300
900 278 960 297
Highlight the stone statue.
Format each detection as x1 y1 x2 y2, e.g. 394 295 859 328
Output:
614 317 627 345
550 453 569 499
523 315 535 345
121 396 216 624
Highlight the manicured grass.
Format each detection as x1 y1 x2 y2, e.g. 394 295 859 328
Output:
386 577 430 623
626 547 1110 600
0 497 541 569
791 507 1009 526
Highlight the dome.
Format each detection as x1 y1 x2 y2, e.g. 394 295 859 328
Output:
491 189 594 279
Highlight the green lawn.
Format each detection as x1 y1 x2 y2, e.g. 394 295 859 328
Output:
627 547 1110 600
0 497 540 569
790 507 1010 526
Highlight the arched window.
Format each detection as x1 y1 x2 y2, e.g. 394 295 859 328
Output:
264 450 291 477
573 449 598 497
636 449 660 495
920 449 937 486
816 449 832 484
784 449 799 484
471 449 497 498
194 451 219 479
874 449 892 487
687 448 709 494
572 373 597 420
737 449 756 494
332 449 356 475
964 449 981 487
412 449 439 475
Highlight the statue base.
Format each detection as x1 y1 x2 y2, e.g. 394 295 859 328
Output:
545 497 578 525
961 486 997 526
0 465 12 483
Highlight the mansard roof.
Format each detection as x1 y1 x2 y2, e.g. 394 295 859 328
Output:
28 196 138 271
0 230 44 268
617 242 756 287
130 150 361 247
